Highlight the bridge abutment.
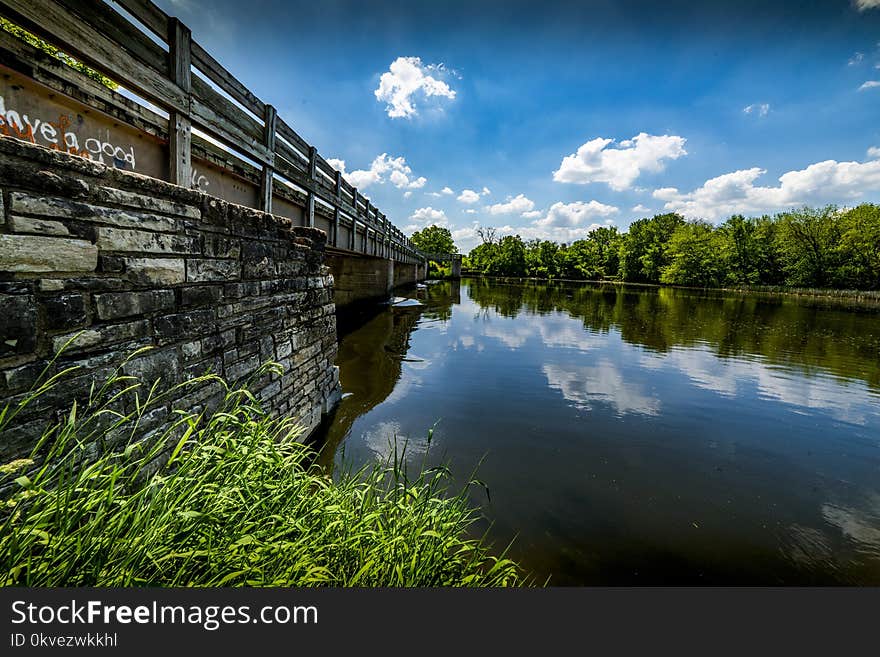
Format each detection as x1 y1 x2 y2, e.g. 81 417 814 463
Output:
0 137 342 462
326 252 426 310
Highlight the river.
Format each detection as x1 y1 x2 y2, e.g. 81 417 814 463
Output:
314 278 880 585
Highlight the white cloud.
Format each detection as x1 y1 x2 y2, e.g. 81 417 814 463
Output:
859 80 880 90
464 208 477 214
632 204 651 213
521 210 542 219
653 153 880 221
441 186 454 195
335 153 426 190
553 132 687 191
457 189 481 204
406 206 448 232
486 193 535 215
854 0 880 11
403 191 412 198
374 56 457 119
743 103 770 117
481 187 491 195
451 218 617 252
534 200 619 228
849 52 865 65
868 146 880 158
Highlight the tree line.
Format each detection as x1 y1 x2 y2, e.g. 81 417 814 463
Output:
459 204 880 290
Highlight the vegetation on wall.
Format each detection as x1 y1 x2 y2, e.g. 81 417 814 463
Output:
0 17 118 89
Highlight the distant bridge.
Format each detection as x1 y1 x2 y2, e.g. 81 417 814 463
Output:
421 252 463 278
0 0 453 308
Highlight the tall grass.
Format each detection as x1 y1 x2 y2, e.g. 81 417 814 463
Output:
0 349 525 586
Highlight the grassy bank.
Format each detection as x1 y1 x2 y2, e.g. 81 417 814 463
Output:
461 273 880 305
0 352 524 586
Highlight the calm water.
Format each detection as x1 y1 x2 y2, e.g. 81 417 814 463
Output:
315 279 880 585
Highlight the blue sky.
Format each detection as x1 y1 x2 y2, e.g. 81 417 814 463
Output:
155 0 880 251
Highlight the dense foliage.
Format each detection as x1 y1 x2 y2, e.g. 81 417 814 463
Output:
462 204 880 290
411 225 457 255
0 354 524 586
0 18 118 89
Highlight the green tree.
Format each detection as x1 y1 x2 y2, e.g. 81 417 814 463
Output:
494 235 527 276
775 206 842 287
660 221 727 287
588 226 622 278
525 240 560 278
411 225 457 255
557 239 603 279
836 203 880 289
720 215 762 284
619 213 685 283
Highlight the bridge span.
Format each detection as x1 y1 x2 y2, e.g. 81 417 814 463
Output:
0 0 458 458
0 0 441 309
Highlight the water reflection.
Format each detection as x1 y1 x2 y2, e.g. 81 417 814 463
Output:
315 278 880 584
542 361 661 416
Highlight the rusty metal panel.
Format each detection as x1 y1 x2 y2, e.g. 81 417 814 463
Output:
0 66 165 175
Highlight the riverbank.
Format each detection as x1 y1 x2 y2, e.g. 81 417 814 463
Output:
461 273 880 307
0 359 525 587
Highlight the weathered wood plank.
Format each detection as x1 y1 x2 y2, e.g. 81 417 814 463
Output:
190 92 270 166
191 41 264 117
0 0 188 112
168 17 191 187
275 117 310 155
260 104 276 212
56 0 167 72
113 0 168 39
190 76 263 146
0 32 166 139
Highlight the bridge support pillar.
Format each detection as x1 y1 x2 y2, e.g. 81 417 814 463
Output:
451 256 462 279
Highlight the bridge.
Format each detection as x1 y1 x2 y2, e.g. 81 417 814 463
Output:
0 0 449 309
0 0 458 459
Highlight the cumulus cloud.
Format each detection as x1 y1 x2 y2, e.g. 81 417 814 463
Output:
853 0 880 11
743 103 770 117
869 146 880 158
331 153 426 190
486 194 535 215
452 221 615 252
653 152 880 221
534 201 619 228
457 189 481 204
632 204 651 214
374 56 457 119
451 199 618 251
481 186 491 195
441 186 454 194
553 133 687 191
859 80 880 90
406 206 449 232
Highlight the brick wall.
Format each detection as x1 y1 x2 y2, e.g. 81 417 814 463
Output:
0 137 341 463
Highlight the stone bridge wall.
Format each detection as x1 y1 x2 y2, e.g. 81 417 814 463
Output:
0 138 341 463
